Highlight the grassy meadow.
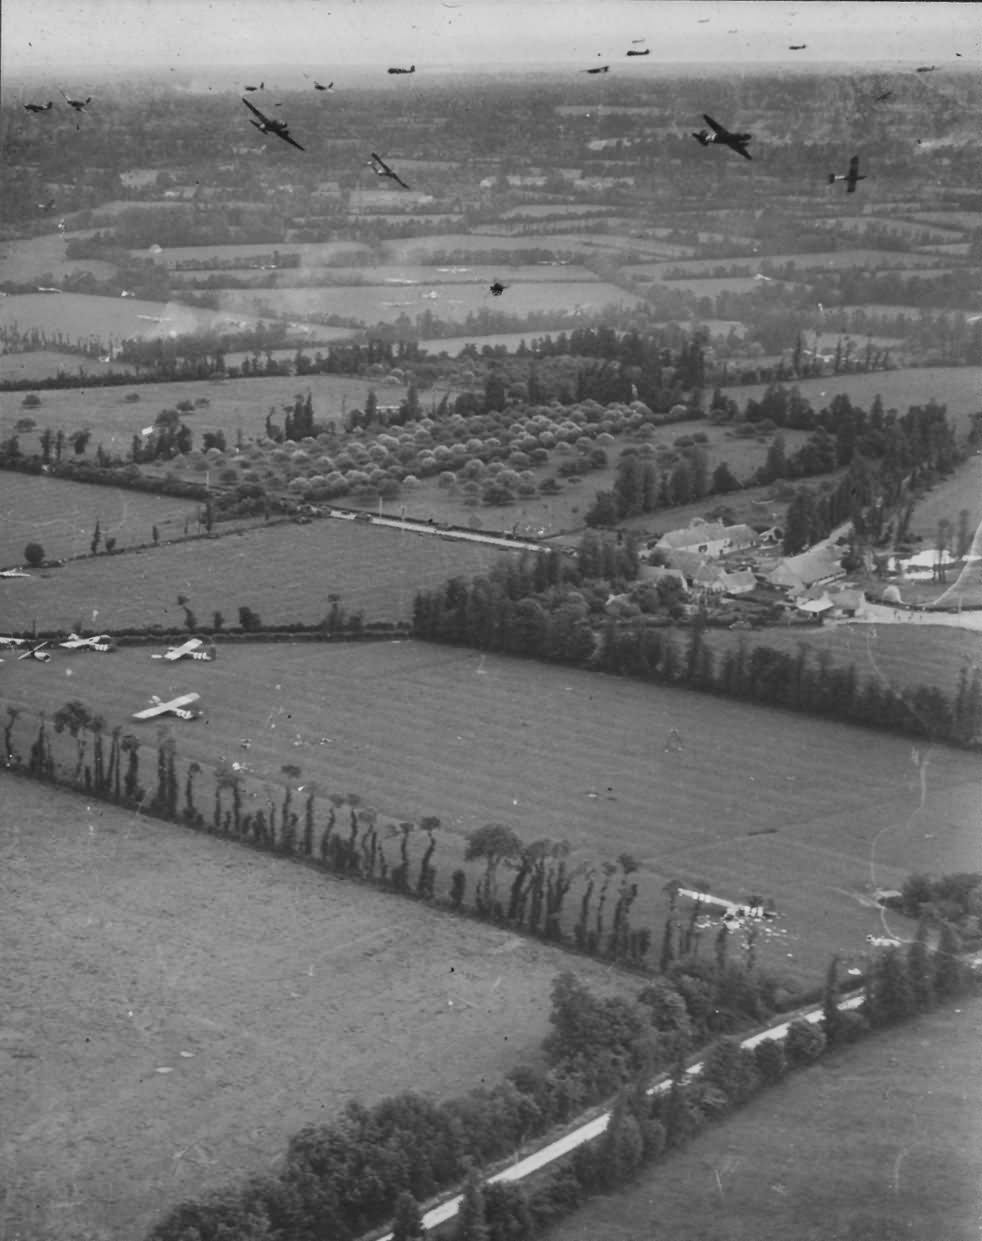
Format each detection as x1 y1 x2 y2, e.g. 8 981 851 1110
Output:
0 776 632 1241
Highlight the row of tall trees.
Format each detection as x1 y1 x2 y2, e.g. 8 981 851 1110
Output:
412 569 982 749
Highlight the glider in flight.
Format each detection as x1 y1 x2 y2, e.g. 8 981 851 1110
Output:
387 64 416 74
241 97 305 151
24 101 53 113
489 280 509 296
828 154 866 193
369 152 410 189
60 89 91 111
691 113 753 160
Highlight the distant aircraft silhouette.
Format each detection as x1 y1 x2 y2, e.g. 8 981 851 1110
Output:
241 96 305 151
244 81 264 91
692 113 753 160
626 48 650 56
584 65 610 74
60 89 91 112
489 280 508 296
313 80 333 91
24 101 53 113
789 43 807 50
368 152 410 189
915 65 937 73
388 64 415 75
828 154 866 193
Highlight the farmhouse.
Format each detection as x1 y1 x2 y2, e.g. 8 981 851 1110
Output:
655 520 757 558
638 564 689 592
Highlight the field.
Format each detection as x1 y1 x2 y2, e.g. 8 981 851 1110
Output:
623 250 952 281
0 373 412 456
0 350 137 380
551 998 982 1241
169 264 600 288
0 472 201 568
199 280 643 325
718 365 982 435
0 777 633 1241
904 453 982 544
0 518 513 630
0 292 266 344
138 240 375 268
2 641 979 989
0 233 119 284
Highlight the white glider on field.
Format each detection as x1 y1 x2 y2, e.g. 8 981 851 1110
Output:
151 638 215 662
132 692 201 721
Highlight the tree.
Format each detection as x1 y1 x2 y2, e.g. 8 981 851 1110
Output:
90 520 102 555
595 1091 643 1188
24 541 45 567
455 1168 489 1241
712 461 740 494
466 823 524 917
391 1190 424 1241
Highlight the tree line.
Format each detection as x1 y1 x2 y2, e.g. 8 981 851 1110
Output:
411 557 982 750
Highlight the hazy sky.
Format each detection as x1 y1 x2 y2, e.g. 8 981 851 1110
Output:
3 0 979 75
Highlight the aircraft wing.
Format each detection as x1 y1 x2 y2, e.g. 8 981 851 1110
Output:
734 143 753 161
390 169 410 189
241 96 270 124
167 692 200 710
702 114 727 135
133 702 167 719
276 130 305 152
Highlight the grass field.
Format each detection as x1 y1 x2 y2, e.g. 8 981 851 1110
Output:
0 292 266 345
0 373 409 456
2 641 978 988
719 366 982 435
0 233 119 284
139 240 374 268
624 251 952 282
0 777 632 1241
0 472 201 568
0 350 137 380
550 998 982 1241
905 454 982 544
170 264 600 289
201 281 643 326
0 518 513 630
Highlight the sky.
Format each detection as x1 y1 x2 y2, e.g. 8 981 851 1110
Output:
2 0 979 76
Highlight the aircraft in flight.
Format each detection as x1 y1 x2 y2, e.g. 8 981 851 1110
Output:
313 80 334 91
388 64 416 74
789 43 807 50
244 81 264 91
59 633 115 652
691 113 753 160
132 692 201 721
23 101 53 113
584 65 610 74
489 280 509 296
36 199 56 212
241 97 305 151
915 65 937 73
828 154 866 193
60 89 91 112
369 153 410 189
151 637 216 662
626 47 650 56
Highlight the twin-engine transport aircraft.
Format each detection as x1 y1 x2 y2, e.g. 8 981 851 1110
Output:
241 97 305 150
59 633 115 652
152 637 215 662
828 154 866 193
133 692 201 721
691 113 753 160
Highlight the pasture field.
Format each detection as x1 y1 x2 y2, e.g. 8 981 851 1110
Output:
719 365 982 435
379 232 667 264
419 331 562 355
0 778 632 1241
0 292 266 346
0 372 408 456
660 276 765 296
0 349 137 380
0 232 119 284
2 641 978 988
0 472 202 568
169 264 599 289
0 518 512 630
700 620 980 704
905 454 982 544
623 250 952 282
550 998 982 1241
198 280 643 326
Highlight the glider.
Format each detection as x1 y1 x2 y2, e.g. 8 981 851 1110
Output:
874 90 894 102
313 80 334 91
691 113 753 160
915 65 937 73
489 280 508 296
828 154 866 193
36 199 56 212
24 101 53 113
387 64 415 74
241 97 305 151
789 43 807 50
584 65 610 74
17 642 51 663
133 692 201 721
59 633 115 652
626 48 650 56
369 152 410 189
244 81 264 91
151 637 216 662
0 570 32 579
60 89 91 111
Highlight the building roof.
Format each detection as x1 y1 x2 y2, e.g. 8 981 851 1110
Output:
767 544 844 591
656 521 758 552
720 569 757 595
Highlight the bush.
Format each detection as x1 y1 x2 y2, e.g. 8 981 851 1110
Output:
752 1037 787 1084
21 392 41 408
784 1018 826 1066
24 541 45 567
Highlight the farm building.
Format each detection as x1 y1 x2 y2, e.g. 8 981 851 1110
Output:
655 520 757 558
638 564 689 592
692 564 758 596
765 545 845 595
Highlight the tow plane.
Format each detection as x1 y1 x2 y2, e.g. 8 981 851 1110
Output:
151 637 215 662
60 89 91 112
828 154 866 193
24 101 53 113
691 113 753 160
368 153 410 189
241 97 305 150
133 692 201 721
59 633 115 652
